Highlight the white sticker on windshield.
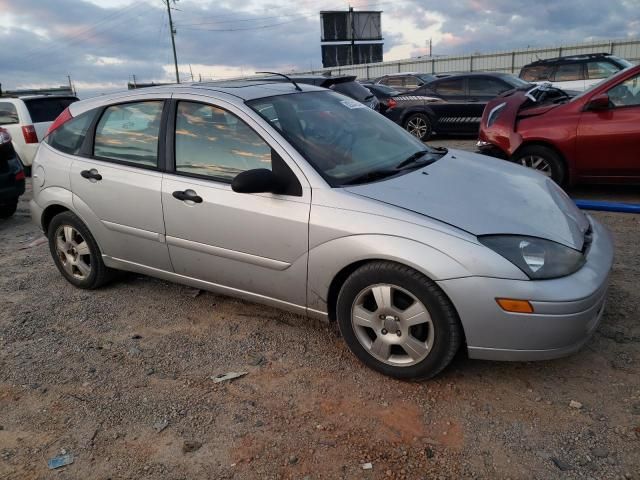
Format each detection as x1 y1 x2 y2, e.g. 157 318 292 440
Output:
340 99 366 109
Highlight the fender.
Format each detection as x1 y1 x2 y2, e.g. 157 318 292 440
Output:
306 234 472 315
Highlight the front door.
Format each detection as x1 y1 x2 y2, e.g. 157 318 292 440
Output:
467 76 515 134
577 71 640 180
70 99 172 271
161 97 311 309
431 77 470 134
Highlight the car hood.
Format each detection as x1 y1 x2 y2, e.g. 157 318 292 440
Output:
344 149 590 250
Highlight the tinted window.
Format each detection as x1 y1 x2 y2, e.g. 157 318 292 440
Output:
383 77 404 88
175 101 271 182
552 63 583 82
608 73 640 107
94 101 163 166
0 102 19 125
587 61 621 79
23 97 77 123
468 77 511 96
520 65 552 82
434 78 465 96
404 76 422 89
330 81 372 101
46 110 95 155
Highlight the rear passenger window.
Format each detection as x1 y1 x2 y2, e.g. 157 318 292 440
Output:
434 79 465 96
552 63 583 82
94 101 163 167
520 66 552 82
46 111 95 155
0 102 19 125
174 101 271 182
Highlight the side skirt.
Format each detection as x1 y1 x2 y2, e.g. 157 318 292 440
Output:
103 255 330 320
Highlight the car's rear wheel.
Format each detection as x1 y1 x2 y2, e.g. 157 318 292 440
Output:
0 199 18 218
47 211 113 289
512 145 566 185
404 113 432 141
336 261 462 380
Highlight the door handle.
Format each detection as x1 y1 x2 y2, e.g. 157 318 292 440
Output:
80 169 102 181
172 189 203 204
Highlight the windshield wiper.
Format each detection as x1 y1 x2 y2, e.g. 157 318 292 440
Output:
395 149 444 170
341 169 399 186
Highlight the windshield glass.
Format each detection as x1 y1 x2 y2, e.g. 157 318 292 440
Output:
417 74 436 83
570 66 633 102
247 91 438 186
330 81 374 101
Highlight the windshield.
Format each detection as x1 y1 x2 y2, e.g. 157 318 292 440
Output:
330 81 374 101
570 65 633 102
417 74 436 83
247 91 438 186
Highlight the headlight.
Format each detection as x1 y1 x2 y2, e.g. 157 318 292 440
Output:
479 235 585 279
486 102 506 127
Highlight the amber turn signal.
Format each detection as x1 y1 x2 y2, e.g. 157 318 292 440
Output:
496 298 534 314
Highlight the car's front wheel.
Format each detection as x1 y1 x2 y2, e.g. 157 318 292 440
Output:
336 261 462 380
47 211 113 289
404 113 432 141
512 145 566 185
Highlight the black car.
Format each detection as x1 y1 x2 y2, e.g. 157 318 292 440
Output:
382 72 531 140
256 74 380 110
373 72 438 93
360 83 401 114
0 127 25 218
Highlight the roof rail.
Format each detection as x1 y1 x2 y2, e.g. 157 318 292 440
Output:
528 52 612 64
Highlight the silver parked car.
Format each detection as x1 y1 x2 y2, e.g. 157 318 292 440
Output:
30 80 613 380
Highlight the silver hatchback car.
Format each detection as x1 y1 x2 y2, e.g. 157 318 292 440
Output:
30 80 613 380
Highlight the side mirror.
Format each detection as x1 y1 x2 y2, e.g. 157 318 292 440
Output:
586 93 611 111
231 168 279 194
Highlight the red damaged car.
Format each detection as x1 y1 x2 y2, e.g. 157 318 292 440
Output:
477 64 640 185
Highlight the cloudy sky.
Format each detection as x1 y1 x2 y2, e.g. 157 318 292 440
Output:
1 0 638 97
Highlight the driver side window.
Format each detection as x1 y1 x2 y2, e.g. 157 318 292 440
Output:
174 101 272 182
607 73 640 107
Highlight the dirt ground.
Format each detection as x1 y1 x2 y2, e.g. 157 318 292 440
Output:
1 142 639 479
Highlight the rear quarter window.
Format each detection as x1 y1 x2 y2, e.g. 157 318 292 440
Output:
23 97 78 123
45 110 96 155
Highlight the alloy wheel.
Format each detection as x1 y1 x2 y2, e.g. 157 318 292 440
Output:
54 225 92 280
406 117 429 139
351 283 435 367
518 155 553 177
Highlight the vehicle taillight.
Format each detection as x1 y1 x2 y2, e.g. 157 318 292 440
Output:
15 170 26 181
46 107 73 137
386 98 398 109
22 125 38 144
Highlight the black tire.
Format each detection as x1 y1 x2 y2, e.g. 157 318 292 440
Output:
512 145 566 185
0 200 18 218
336 261 462 380
47 211 113 289
404 113 432 141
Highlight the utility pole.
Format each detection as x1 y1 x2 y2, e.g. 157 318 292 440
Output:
164 0 180 83
429 38 432 57
349 6 355 65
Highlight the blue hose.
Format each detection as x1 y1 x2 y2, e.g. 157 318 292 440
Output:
574 199 640 214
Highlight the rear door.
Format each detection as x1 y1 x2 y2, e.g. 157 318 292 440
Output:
576 71 640 179
23 97 78 140
161 96 311 309
430 77 470 133
70 97 172 271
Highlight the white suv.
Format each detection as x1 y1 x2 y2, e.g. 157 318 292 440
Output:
0 95 78 173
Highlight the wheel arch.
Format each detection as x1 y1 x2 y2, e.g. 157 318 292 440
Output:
41 204 71 233
512 140 572 183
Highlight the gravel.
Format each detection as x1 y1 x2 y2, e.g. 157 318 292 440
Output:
1 157 639 479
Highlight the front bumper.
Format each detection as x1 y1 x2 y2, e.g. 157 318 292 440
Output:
437 215 614 361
